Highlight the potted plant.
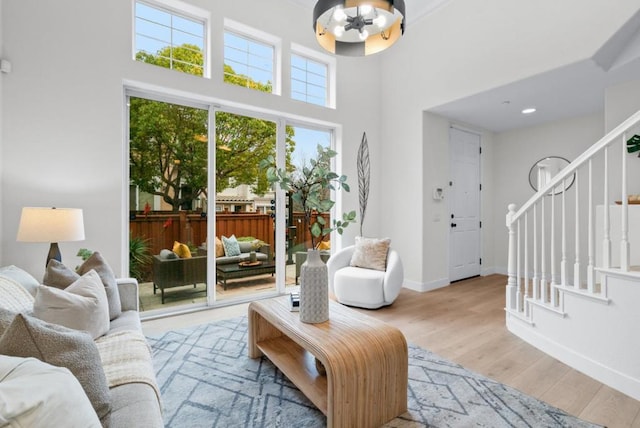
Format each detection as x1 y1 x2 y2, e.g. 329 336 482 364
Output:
260 144 355 323
261 144 356 250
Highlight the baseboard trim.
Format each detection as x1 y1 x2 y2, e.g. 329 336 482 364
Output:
403 278 449 293
507 318 640 401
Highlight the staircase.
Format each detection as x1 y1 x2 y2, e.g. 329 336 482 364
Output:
505 109 640 401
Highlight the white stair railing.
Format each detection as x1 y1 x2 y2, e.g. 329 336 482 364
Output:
506 110 640 316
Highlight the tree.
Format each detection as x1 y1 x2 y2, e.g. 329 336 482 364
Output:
130 44 295 210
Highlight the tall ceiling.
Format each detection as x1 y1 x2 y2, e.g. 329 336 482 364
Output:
293 1 640 133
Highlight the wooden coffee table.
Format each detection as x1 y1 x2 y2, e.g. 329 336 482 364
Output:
248 296 408 428
216 262 275 290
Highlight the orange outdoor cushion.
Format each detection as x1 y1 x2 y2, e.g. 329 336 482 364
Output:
215 237 225 257
172 241 192 258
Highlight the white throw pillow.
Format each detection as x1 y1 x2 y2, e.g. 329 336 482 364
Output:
0 275 34 313
0 355 101 428
33 270 110 339
0 265 40 297
350 237 391 271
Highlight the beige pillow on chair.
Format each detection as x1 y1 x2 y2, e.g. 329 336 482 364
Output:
350 237 391 271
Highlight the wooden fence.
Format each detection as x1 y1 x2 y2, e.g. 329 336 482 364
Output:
129 211 330 279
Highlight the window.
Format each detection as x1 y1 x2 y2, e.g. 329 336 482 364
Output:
291 43 335 108
134 0 207 77
223 19 280 94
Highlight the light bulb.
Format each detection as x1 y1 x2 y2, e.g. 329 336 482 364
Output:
359 5 373 15
333 26 345 37
333 6 347 22
359 29 369 40
373 14 387 28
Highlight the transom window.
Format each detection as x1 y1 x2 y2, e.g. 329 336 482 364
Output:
224 31 275 93
134 1 206 77
291 54 328 107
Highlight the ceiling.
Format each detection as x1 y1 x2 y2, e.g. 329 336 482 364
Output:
293 1 640 133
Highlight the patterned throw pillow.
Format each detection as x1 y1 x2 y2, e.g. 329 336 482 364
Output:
350 237 391 271
222 235 241 257
172 241 192 258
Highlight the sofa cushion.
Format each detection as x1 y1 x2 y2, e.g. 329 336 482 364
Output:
334 266 386 307
0 313 112 424
110 383 163 428
108 310 142 334
0 275 34 313
33 270 110 339
222 235 241 257
0 265 40 297
172 241 192 258
159 249 178 260
350 237 391 271
0 355 102 428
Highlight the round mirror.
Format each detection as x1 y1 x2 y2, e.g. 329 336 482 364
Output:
528 156 574 195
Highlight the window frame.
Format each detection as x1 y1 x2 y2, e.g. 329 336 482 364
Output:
223 18 282 96
290 43 336 109
133 0 211 78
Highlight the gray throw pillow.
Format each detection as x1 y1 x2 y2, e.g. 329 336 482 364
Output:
159 249 178 260
0 313 111 424
77 252 121 320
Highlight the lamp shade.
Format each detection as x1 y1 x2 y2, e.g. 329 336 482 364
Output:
313 0 406 56
17 207 85 243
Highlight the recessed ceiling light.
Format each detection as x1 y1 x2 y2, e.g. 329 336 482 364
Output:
522 107 537 115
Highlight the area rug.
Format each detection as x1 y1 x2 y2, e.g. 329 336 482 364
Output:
146 316 600 428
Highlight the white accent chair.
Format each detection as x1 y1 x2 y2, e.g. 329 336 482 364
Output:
327 245 404 309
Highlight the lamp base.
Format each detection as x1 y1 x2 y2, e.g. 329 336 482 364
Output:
46 242 61 268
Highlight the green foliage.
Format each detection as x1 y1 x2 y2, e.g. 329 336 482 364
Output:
261 145 356 249
131 44 296 210
129 236 151 281
76 248 94 262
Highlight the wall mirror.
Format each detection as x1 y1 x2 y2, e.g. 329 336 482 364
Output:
528 156 574 195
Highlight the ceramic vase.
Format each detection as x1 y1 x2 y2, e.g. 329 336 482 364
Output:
299 249 329 323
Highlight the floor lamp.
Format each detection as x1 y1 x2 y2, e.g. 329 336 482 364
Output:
16 207 85 267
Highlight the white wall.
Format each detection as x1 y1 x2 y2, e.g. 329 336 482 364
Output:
379 0 639 286
492 113 605 273
0 0 382 278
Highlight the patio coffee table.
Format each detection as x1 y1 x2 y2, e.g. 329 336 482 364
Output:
248 296 408 428
216 261 275 290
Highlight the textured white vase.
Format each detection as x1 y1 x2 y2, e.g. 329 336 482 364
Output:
299 249 329 323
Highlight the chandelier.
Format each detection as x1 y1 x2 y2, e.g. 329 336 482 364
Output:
313 1 406 56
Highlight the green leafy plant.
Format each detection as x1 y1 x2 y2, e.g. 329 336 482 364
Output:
129 235 151 281
261 144 356 249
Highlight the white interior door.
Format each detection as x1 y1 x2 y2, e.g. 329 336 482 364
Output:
449 127 481 282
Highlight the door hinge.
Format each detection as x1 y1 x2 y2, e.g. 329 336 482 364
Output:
479 221 482 228
479 147 482 154
479 183 482 191
480 258 482 265
449 181 453 186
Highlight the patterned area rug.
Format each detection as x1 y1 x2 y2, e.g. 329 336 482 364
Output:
146 317 601 428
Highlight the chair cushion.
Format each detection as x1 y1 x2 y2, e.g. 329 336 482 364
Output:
0 265 40 297
334 266 385 308
159 249 178 260
350 237 390 271
215 237 225 257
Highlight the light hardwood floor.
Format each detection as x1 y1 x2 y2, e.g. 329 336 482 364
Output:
142 274 640 427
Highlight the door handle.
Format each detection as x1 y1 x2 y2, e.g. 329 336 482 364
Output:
451 223 457 228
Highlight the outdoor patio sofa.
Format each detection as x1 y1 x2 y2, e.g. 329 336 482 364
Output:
152 241 270 303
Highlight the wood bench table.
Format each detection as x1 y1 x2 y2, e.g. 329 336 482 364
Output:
248 296 408 428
